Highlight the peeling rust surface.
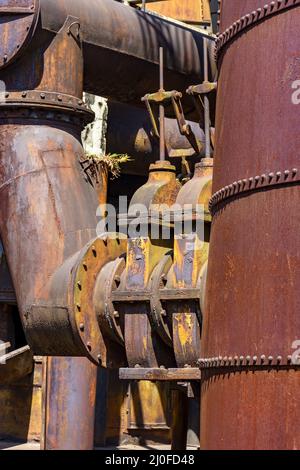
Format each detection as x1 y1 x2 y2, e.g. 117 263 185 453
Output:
169 160 212 368
43 357 97 450
201 1 300 450
123 162 180 369
0 0 40 70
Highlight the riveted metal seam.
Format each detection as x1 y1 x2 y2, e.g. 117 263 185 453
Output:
209 168 299 213
216 0 300 59
197 353 299 369
0 90 91 111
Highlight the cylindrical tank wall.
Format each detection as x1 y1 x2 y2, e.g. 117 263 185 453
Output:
201 0 300 450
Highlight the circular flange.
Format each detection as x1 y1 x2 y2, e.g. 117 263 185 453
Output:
94 256 126 346
0 90 94 125
0 0 40 70
72 234 127 366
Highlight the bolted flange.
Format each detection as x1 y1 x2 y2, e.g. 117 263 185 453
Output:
72 233 127 366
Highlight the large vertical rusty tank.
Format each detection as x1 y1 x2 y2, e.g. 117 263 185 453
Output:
201 0 300 450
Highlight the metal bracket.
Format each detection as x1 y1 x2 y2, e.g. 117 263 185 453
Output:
142 90 181 139
187 82 218 95
142 89 203 155
67 20 81 40
186 81 217 121
119 367 201 381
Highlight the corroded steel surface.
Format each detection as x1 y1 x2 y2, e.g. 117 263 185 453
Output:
0 122 99 356
201 0 300 450
0 346 33 385
170 388 188 450
0 0 218 452
129 381 171 432
114 159 212 372
72 234 127 367
0 357 43 443
124 161 180 369
170 160 212 368
0 13 99 361
0 0 40 69
216 0 300 58
115 159 213 450
42 357 97 450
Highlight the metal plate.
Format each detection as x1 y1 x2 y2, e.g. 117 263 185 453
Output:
0 0 39 69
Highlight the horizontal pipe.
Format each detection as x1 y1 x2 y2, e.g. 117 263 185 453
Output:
106 101 206 176
39 0 216 114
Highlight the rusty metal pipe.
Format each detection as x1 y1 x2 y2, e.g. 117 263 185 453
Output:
42 357 97 450
0 8 100 450
0 6 102 358
0 122 99 355
38 0 216 115
0 122 100 451
159 47 166 162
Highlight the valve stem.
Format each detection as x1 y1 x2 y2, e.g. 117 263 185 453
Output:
203 37 211 159
159 47 166 161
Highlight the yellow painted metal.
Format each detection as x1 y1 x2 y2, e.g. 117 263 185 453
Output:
101 161 181 445
170 159 213 367
124 161 181 368
0 357 42 443
144 0 211 25
129 381 171 433
0 360 173 447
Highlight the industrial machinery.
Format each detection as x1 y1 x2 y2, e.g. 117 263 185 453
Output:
0 0 299 452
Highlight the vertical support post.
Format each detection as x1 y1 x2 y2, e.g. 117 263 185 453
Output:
42 357 97 450
159 47 166 162
171 388 188 451
203 38 211 159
